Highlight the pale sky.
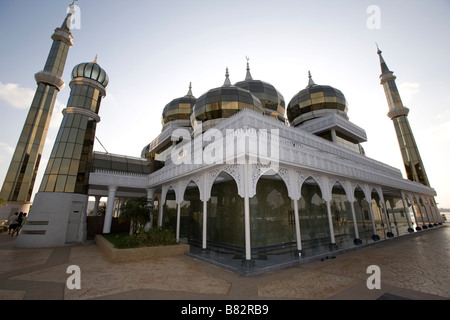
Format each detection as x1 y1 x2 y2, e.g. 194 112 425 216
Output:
0 0 449 208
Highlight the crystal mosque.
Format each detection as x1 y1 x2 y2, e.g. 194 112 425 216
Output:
0 2 444 275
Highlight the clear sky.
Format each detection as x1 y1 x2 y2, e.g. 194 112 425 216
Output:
0 0 449 208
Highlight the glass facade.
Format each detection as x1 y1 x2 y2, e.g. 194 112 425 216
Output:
298 178 329 255
44 40 70 78
393 115 429 186
384 194 409 236
353 187 376 243
250 176 296 251
0 83 58 202
39 62 108 195
330 183 356 249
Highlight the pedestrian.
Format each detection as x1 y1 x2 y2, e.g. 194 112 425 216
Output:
10 212 26 237
8 212 19 235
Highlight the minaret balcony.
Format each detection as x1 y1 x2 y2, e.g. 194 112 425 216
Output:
35 71 65 91
387 106 410 119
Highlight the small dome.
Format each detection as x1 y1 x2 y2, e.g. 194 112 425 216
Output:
191 69 264 127
234 60 286 122
162 83 196 126
287 72 348 126
72 59 109 87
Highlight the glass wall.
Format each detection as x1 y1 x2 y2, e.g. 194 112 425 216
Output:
299 178 329 256
207 173 245 251
353 187 375 243
162 187 177 235
330 183 356 249
180 182 202 242
250 175 295 252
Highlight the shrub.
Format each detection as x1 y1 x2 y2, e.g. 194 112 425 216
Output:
104 227 177 249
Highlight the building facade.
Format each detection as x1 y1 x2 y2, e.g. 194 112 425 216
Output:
8 5 443 275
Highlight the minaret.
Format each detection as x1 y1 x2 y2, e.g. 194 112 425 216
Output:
0 2 76 215
16 58 109 247
377 46 430 187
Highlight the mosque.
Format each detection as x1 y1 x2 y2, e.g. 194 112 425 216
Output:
1 3 443 274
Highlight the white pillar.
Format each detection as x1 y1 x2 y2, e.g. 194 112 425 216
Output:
202 173 208 250
409 198 421 230
326 200 338 249
379 192 394 237
202 199 207 249
103 186 117 234
175 203 181 242
146 188 155 230
400 192 414 232
367 200 380 240
244 160 251 261
158 197 163 227
293 198 302 254
93 195 101 216
350 201 362 244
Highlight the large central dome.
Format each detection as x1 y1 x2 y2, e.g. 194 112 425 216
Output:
287 72 348 126
190 69 264 129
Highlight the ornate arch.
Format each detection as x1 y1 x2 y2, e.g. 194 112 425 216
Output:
248 164 293 199
205 165 243 201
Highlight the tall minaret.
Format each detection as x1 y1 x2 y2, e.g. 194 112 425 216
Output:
377 46 430 187
0 2 76 215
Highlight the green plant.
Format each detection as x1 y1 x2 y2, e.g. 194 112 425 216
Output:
104 227 177 249
119 197 149 234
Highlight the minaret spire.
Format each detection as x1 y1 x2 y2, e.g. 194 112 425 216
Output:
377 46 430 187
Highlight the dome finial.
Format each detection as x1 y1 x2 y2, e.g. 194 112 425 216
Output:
307 70 316 87
223 67 232 87
93 54 98 64
185 82 194 97
245 56 253 81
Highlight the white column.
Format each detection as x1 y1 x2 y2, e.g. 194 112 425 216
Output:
367 200 380 240
326 200 338 249
103 186 117 234
244 160 251 261
146 188 155 230
202 199 207 249
409 199 421 230
350 201 361 244
293 198 302 254
379 193 394 237
93 195 101 216
400 192 414 232
176 203 181 242
158 198 164 227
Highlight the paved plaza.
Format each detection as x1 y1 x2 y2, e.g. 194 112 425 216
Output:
0 224 449 301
